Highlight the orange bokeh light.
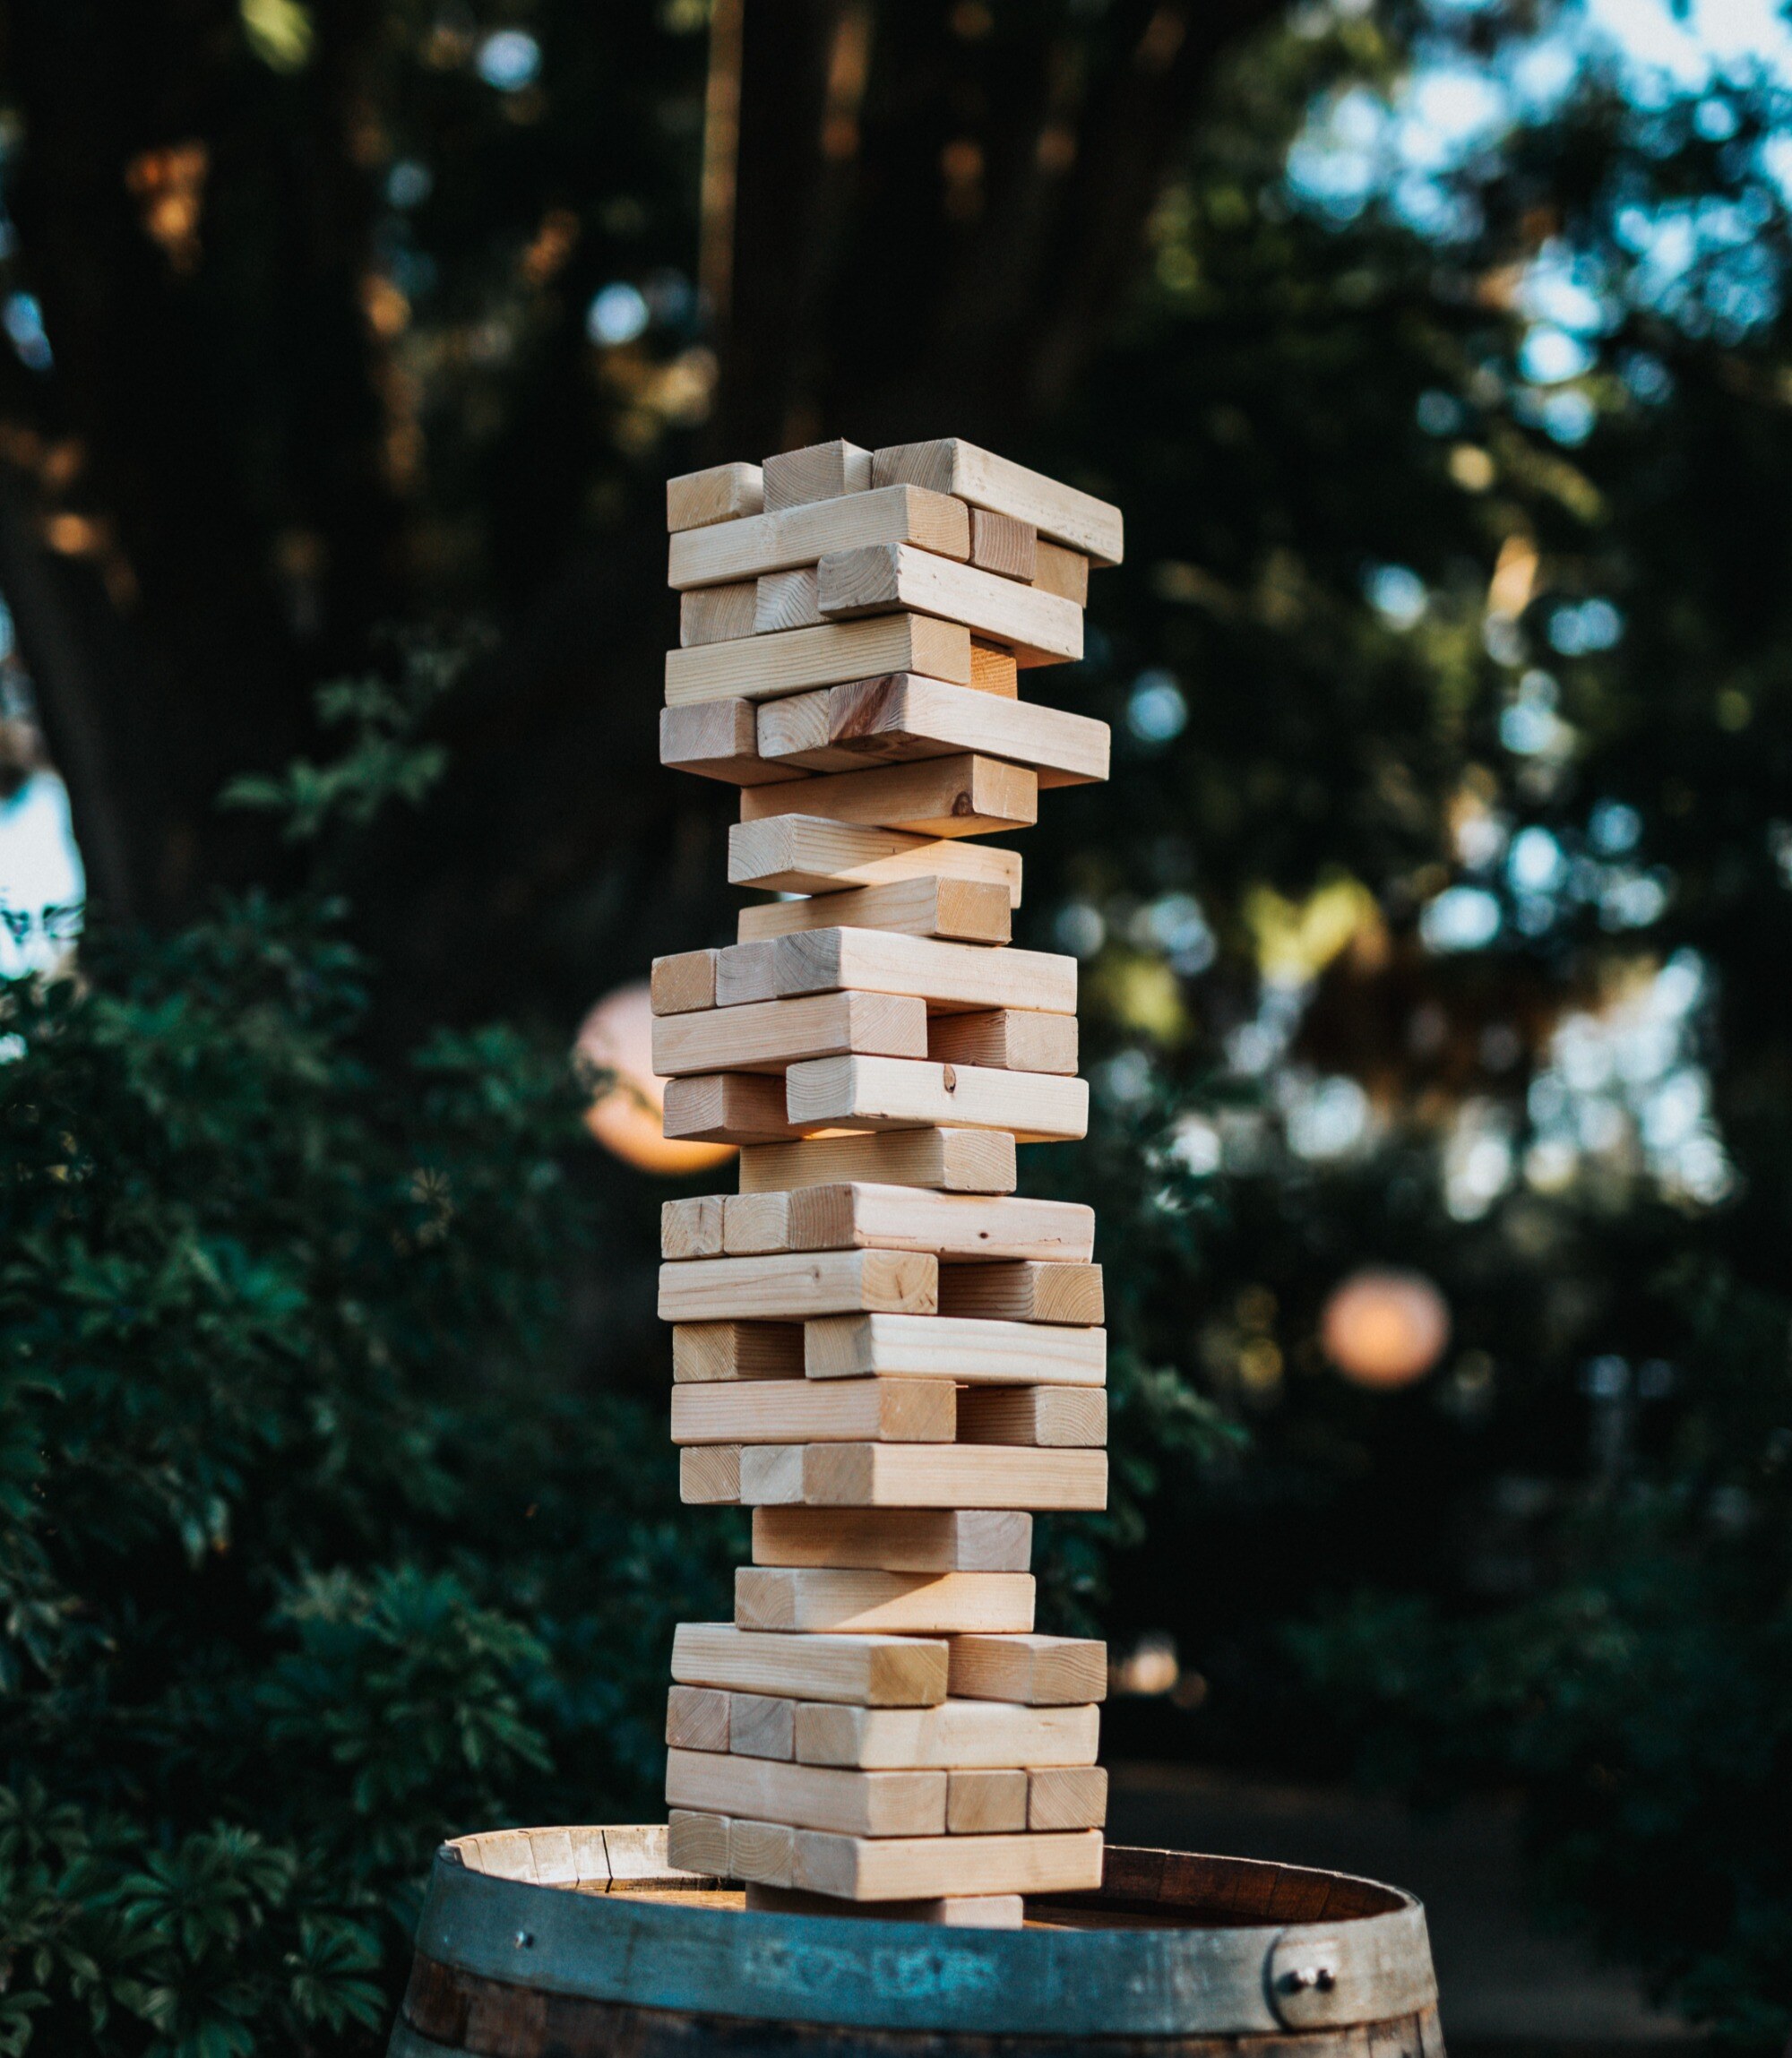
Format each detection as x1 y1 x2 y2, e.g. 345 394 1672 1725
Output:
1321 1269 1451 1390
575 982 734 1176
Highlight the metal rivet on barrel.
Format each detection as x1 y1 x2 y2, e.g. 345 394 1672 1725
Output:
1265 1932 1344 2028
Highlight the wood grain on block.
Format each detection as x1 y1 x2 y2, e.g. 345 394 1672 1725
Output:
795 1697 1100 1770
662 1072 799 1145
786 1056 1090 1145
948 1768 1029 1833
738 1128 1016 1196
650 948 718 1015
659 702 801 787
745 1883 1023 1928
661 1193 725 1260
969 507 1038 582
757 675 1108 788
681 581 758 646
670 1376 954 1445
872 439 1124 565
667 616 973 707
929 1008 1079 1074
670 484 969 589
762 438 872 512
947 1633 1107 1706
937 1260 1105 1325
667 461 763 532
671 1623 948 1707
736 1567 1036 1634
673 1322 806 1382
818 544 1081 665
739 754 1037 840
751 1506 1032 1573
956 1385 1108 1447
713 939 782 1006
651 991 927 1078
791 1826 1104 1902
666 1809 732 1878
679 1446 741 1504
666 1683 731 1752
658 1250 938 1322
721 1192 791 1255
788 1184 1095 1263
745 1442 1107 1511
1032 539 1090 606
773 930 1074 1015
804 1312 1106 1386
668 1748 945 1838
737 875 1012 946
729 1817 796 1886
728 1692 795 1761
1029 1764 1108 1831
970 640 1019 696
728 815 1022 905
754 565 821 633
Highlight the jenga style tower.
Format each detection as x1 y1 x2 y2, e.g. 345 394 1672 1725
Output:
654 436 1120 1927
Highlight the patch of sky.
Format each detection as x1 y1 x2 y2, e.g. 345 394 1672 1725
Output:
1129 891 1217 974
587 282 650 346
1366 563 1427 628
4 292 50 374
476 29 541 91
1054 901 1106 959
1501 669 1575 758
1421 883 1503 952
1125 669 1188 744
1548 598 1624 654
1589 798 1642 854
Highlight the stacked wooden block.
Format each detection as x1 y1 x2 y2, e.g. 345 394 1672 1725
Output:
655 436 1120 1928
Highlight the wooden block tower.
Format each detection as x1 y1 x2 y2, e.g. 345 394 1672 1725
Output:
656 437 1121 1927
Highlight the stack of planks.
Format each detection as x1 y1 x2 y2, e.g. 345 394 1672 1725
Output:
657 436 1120 1929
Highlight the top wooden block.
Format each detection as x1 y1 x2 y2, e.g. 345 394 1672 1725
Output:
669 485 969 591
764 439 873 511
668 462 764 533
873 441 1123 566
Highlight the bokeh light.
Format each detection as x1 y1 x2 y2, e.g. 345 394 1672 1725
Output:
576 982 733 1175
1322 1269 1452 1389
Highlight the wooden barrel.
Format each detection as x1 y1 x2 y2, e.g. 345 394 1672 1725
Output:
389 1825 1443 2057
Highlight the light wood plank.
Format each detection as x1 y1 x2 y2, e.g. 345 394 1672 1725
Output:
713 939 782 1006
872 440 1124 564
738 1127 1016 1196
671 1376 955 1445
668 461 763 532
650 948 719 1015
728 816 1022 904
737 1567 1034 1634
956 1386 1108 1447
1032 539 1090 605
1029 1765 1108 1830
936 1261 1105 1325
652 992 926 1078
948 1768 1029 1833
721 1192 791 1255
785 1056 1089 1144
659 702 802 786
666 1809 731 1876
771 928 1074 1014
661 1193 725 1260
737 875 1012 946
668 1748 944 1838
671 1622 947 1706
791 1826 1103 1901
970 640 1019 696
673 1321 805 1382
745 1883 1023 1928
669 485 969 589
929 1009 1079 1074
728 1692 795 1761
787 1184 1095 1263
739 753 1036 839
658 1250 938 1322
762 438 872 511
741 1442 1107 1511
680 1446 741 1504
804 1313 1106 1385
795 1698 1100 1770
751 1507 1033 1573
668 616 973 706
681 581 758 646
754 565 821 633
818 543 1081 665
662 1072 800 1145
969 508 1037 581
666 1684 731 1752
947 1634 1107 1706
730 1817 796 1885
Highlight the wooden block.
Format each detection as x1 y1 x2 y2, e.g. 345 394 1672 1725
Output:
929 1009 1079 1074
947 1634 1107 1706
1032 539 1090 606
666 1809 732 1877
672 1623 948 1706
668 1748 944 1838
668 461 763 532
652 992 927 1078
659 702 803 787
754 566 821 633
671 1376 955 1445
659 1250 938 1322
661 1193 726 1260
650 949 719 1016
663 1072 799 1145
667 1684 732 1752
670 484 970 590
738 1129 1015 1197
805 1313 1106 1385
674 1322 806 1382
818 544 1081 665
737 1568 1035 1635
787 1184 1095 1263
937 1261 1105 1325
762 438 872 511
729 1817 797 1886
737 876 1012 947
948 1768 1029 1833
785 1057 1089 1145
1029 1765 1108 1830
970 640 1019 696
742 1443 1107 1511
872 440 1124 565
969 508 1037 582
729 816 1022 905
681 581 759 646
680 1446 741 1504
722 1193 792 1255
956 1386 1108 1447
751 1507 1033 1574
757 676 1108 789
728 1692 796 1761
792 1826 1104 1901
739 754 1037 840
796 1698 1100 1770
668 616 973 708
745 1883 1023 1928
772 929 1074 1015
714 940 783 1006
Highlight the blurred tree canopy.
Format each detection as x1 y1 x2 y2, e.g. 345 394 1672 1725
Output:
2 0 1791 2050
